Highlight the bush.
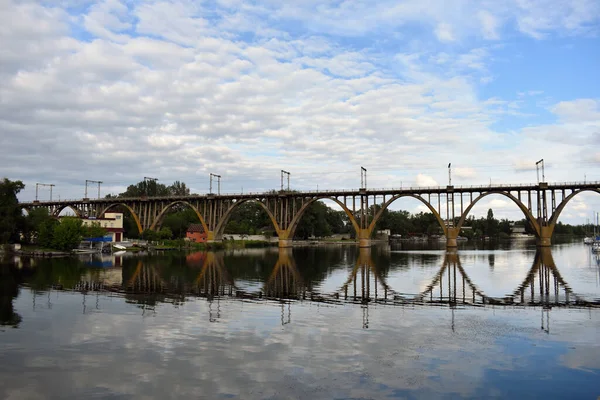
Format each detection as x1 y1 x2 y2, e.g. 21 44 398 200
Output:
52 217 84 251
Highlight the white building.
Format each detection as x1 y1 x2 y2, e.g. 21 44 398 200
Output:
81 212 125 242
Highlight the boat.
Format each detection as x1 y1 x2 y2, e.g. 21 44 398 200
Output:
113 244 126 250
592 243 600 253
584 237 595 244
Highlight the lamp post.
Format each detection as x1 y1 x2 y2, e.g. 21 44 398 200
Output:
448 163 452 186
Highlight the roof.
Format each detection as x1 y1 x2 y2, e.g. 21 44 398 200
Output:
187 223 205 233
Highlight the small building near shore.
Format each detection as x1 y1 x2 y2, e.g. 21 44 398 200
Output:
186 224 207 243
81 212 124 242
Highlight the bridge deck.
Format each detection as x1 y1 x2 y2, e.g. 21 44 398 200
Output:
20 181 600 206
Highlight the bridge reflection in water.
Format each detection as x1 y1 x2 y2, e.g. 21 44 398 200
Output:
415 248 582 307
4 247 599 329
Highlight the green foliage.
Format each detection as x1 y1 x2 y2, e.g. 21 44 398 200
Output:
0 178 25 243
460 209 512 238
295 201 333 239
142 227 174 241
225 202 273 235
161 208 199 238
112 180 191 198
52 217 84 251
20 208 53 244
158 227 173 240
37 218 59 248
142 229 159 241
82 222 107 239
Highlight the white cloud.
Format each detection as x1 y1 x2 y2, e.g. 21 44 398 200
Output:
416 174 438 187
478 10 500 39
435 23 455 42
0 0 599 223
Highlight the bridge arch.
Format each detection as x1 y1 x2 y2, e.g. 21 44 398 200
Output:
150 200 209 235
213 198 280 241
455 191 540 236
368 194 447 237
548 189 600 227
52 205 83 218
287 197 360 240
99 203 142 234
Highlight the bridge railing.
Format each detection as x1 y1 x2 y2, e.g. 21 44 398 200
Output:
20 181 600 204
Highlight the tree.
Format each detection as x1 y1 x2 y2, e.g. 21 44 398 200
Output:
158 227 173 240
52 217 84 251
295 201 332 239
82 222 107 239
37 219 59 248
486 208 498 236
22 207 53 244
0 178 25 243
168 181 190 196
141 229 159 241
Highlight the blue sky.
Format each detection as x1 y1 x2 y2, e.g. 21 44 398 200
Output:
0 0 599 222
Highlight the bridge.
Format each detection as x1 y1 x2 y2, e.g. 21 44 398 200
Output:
19 180 600 248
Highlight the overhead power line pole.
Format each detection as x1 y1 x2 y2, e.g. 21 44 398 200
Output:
281 170 290 191
85 180 103 199
360 167 367 189
35 183 55 201
210 173 221 195
536 159 545 183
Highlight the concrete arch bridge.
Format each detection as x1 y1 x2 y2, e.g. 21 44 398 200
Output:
20 181 600 248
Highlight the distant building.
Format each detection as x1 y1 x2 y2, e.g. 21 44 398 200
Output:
186 224 207 243
81 212 124 242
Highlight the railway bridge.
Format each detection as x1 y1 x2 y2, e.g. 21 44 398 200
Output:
19 181 600 248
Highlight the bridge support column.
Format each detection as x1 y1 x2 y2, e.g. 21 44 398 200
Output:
277 230 293 248
536 226 553 247
358 229 371 248
446 227 460 249
206 231 223 245
279 239 293 248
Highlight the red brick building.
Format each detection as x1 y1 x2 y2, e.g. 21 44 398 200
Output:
186 224 207 243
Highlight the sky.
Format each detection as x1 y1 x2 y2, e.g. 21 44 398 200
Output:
1 0 599 223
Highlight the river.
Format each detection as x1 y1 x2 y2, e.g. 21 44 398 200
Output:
1 239 599 399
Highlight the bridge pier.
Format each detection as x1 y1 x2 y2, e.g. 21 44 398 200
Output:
536 226 553 247
358 229 371 248
279 239 293 248
446 227 459 249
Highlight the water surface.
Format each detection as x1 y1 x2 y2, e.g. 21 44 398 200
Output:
1 240 599 399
